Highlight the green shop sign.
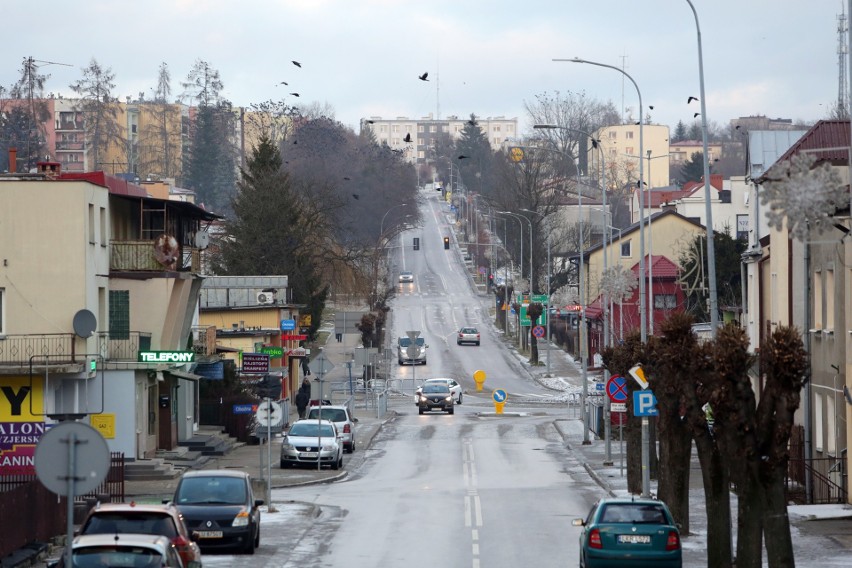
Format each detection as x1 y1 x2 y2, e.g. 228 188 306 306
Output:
138 351 195 363
260 346 284 357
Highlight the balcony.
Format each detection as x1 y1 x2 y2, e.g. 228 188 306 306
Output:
0 332 154 367
56 141 84 151
110 240 202 273
95 331 152 361
191 326 217 357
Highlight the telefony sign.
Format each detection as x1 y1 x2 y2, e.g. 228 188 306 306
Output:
138 351 195 363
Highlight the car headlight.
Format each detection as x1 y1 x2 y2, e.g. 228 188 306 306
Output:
281 442 294 451
321 443 337 451
445 396 453 403
232 509 250 527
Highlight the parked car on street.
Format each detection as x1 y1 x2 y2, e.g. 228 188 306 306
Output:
307 404 357 452
79 501 202 568
415 378 463 404
456 326 480 345
416 382 455 415
171 469 263 554
280 419 344 470
66 533 184 568
572 497 682 568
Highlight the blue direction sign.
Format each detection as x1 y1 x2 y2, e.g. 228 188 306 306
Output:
280 319 296 330
492 388 508 403
606 375 629 403
233 403 255 415
633 390 658 417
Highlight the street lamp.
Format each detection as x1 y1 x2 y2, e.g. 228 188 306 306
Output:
380 203 409 238
555 57 646 345
555 56 650 495
498 212 525 291
500 211 533 348
684 0 720 336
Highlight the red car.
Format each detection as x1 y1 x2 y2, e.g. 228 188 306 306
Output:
79 501 202 568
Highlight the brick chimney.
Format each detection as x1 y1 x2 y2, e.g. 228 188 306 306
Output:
8 148 15 173
37 161 62 179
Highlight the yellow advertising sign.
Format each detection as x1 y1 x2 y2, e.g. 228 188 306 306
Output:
1 376 46 475
299 314 312 327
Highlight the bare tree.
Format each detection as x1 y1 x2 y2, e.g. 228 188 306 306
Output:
137 62 183 179
69 58 124 172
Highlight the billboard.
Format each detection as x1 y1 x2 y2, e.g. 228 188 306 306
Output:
1 376 46 476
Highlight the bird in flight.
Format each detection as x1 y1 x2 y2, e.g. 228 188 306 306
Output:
290 93 300 97
648 105 654 110
352 194 360 199
279 81 288 85
693 112 701 118
292 61 302 67
688 96 699 104
403 133 412 143
418 72 429 81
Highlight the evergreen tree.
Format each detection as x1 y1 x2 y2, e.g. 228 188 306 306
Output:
0 58 51 171
181 60 237 215
677 151 706 184
672 120 687 143
212 135 330 338
456 114 493 194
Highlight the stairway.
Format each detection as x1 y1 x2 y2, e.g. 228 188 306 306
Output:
124 429 243 481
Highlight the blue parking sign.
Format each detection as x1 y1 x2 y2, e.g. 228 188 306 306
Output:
633 390 658 417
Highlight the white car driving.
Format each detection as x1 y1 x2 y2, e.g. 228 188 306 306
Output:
415 377 463 405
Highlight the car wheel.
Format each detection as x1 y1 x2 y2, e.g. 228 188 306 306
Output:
457 393 463 405
448 408 454 414
398 359 403 365
349 440 356 453
255 526 260 548
475 341 480 346
457 340 461 345
419 407 424 415
332 456 340 470
243 530 256 554
280 459 286 468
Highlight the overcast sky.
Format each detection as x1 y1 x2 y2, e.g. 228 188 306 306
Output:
2 1 846 137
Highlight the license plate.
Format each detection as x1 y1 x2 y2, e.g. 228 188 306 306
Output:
618 534 650 544
300 452 318 458
196 531 223 539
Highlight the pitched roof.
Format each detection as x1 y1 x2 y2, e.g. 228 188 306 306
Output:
764 120 850 177
634 255 680 278
681 174 724 196
580 208 705 259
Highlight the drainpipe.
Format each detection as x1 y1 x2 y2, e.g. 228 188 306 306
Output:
8 147 16 173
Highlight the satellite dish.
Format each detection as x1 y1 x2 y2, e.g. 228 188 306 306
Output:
72 309 97 338
153 234 179 267
194 231 210 250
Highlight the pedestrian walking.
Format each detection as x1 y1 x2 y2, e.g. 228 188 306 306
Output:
296 378 311 419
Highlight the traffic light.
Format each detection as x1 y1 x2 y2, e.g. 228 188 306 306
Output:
413 237 420 250
443 237 450 249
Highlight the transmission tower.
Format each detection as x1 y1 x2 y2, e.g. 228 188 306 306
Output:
838 6 849 117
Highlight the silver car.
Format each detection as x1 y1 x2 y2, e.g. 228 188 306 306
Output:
399 271 414 283
307 405 357 453
280 419 344 470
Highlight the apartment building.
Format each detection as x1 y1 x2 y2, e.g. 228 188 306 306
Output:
360 114 518 164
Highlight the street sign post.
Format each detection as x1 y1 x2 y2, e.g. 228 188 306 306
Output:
605 375 628 403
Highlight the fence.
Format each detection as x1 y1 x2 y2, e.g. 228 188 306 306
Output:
0 452 124 559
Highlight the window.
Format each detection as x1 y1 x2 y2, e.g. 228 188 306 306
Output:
815 392 824 452
100 207 107 247
621 240 631 258
825 268 834 331
418 125 424 132
813 270 823 330
827 394 836 454
0 287 5 336
109 290 130 340
625 131 634 139
88 204 95 244
430 125 437 133
392 125 399 133
625 147 634 155
608 131 617 139
493 125 501 132
654 294 677 309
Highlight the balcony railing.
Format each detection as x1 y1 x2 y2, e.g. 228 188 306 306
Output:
95 331 152 361
110 241 201 273
0 334 77 365
191 326 217 356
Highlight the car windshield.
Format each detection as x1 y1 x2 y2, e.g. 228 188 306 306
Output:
423 384 450 394
600 503 668 524
73 546 162 568
175 476 247 505
461 328 477 334
307 408 347 422
398 337 425 347
83 513 177 538
289 423 336 437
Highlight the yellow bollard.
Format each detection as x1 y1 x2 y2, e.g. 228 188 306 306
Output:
473 369 486 392
494 401 505 414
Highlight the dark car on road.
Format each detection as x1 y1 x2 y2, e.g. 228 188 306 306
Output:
572 497 682 568
171 469 263 555
417 382 455 415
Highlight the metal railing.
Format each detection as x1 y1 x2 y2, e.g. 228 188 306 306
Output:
0 333 77 364
95 331 152 361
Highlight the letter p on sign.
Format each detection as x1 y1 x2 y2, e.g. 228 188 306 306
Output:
633 391 658 417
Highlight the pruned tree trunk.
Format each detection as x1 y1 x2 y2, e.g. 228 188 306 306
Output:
693 430 733 567
656 411 691 532
736 475 764 568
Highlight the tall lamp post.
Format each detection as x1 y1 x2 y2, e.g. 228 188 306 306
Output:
684 0 720 335
555 57 647 344
501 211 533 348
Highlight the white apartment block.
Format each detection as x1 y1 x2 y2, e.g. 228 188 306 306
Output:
361 114 518 164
